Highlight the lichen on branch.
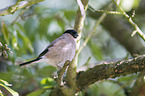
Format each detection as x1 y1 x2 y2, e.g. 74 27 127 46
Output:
76 55 145 89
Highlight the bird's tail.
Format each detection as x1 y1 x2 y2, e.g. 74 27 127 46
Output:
19 57 42 66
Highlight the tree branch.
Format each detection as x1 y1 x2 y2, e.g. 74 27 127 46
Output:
112 0 145 41
66 0 89 90
88 5 145 55
56 60 70 87
76 3 113 56
76 55 145 89
0 0 44 16
50 0 89 95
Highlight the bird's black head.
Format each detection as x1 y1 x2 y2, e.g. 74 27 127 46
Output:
64 30 78 38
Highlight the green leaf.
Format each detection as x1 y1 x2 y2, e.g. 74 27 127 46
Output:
16 22 34 53
17 29 34 54
38 66 57 77
133 0 141 8
40 77 56 89
0 81 19 96
12 30 18 50
21 68 35 78
0 72 14 81
37 17 51 39
57 19 65 29
89 40 103 60
0 84 19 96
1 21 9 44
0 79 12 86
40 89 51 96
88 81 125 96
26 89 44 96
23 35 34 53
64 10 75 21
0 92 4 96
16 23 25 34
24 17 38 36
117 74 137 82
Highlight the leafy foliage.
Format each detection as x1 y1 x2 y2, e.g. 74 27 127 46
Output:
0 0 145 95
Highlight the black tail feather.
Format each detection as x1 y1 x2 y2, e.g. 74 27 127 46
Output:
19 57 42 66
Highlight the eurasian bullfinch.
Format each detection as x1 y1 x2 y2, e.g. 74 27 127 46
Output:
19 29 78 69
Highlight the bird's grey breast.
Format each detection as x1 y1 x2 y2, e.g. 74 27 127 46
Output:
44 34 76 68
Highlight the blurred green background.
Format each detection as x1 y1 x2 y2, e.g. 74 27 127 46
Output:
0 0 145 96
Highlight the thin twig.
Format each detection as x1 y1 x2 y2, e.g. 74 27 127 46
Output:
112 0 145 41
77 0 85 16
76 3 113 56
57 60 70 87
76 13 106 55
89 5 123 15
0 0 44 16
66 0 89 90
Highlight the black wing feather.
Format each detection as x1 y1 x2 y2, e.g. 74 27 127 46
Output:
38 43 54 58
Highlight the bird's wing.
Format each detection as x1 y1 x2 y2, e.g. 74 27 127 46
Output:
37 36 67 58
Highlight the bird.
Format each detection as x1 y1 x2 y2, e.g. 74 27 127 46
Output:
19 29 78 70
